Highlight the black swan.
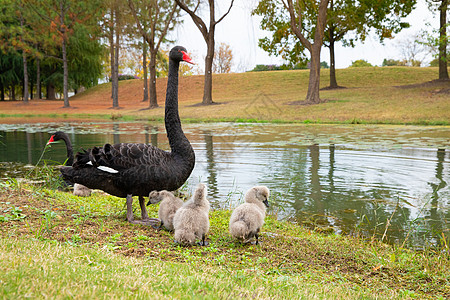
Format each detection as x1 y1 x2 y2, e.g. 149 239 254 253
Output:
229 186 270 245
173 183 210 246
47 131 92 196
60 46 195 226
47 131 74 166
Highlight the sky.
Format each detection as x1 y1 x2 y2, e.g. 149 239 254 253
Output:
168 0 440 72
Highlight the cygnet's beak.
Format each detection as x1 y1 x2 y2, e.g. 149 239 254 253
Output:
263 199 269 207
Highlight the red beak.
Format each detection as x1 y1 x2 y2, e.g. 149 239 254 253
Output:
181 51 195 64
47 135 55 145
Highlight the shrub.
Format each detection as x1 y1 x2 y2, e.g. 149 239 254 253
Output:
350 59 373 67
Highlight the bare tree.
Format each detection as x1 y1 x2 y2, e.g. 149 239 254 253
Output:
397 33 428 66
128 0 181 109
283 0 329 104
212 42 233 73
175 0 234 105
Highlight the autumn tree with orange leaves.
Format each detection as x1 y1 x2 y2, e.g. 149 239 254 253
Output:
212 42 233 74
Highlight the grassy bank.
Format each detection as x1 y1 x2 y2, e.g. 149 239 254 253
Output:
0 67 448 125
0 178 448 299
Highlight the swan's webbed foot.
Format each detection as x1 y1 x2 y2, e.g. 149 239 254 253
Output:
197 234 209 246
126 194 160 228
129 217 161 229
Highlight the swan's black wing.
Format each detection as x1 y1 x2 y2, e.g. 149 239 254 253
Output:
73 143 171 172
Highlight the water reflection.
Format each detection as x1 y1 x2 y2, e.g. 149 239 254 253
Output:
0 122 449 249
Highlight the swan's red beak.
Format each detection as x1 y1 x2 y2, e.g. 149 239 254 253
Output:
47 135 55 145
181 51 194 64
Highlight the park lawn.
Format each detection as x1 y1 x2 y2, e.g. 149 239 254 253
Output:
0 178 449 299
0 67 448 125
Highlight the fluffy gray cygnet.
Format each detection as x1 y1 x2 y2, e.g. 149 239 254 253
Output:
173 183 210 246
147 190 184 231
73 183 92 197
229 186 270 245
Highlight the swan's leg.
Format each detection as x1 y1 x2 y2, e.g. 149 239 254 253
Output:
126 194 135 222
139 196 150 220
138 195 160 228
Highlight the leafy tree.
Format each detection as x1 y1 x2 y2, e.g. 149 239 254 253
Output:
254 0 415 91
128 0 182 108
0 0 42 103
0 51 22 100
425 0 448 79
382 58 407 66
324 0 415 88
25 0 104 107
212 42 233 74
67 24 105 92
175 0 235 105
350 59 373 67
254 0 329 104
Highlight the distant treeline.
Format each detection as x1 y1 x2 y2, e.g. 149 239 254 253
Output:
250 61 329 72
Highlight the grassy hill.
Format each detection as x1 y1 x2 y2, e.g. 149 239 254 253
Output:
0 67 449 124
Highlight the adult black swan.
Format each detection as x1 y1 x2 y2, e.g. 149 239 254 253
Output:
60 46 195 226
47 131 74 166
47 131 92 196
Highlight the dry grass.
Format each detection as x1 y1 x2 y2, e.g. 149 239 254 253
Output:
0 67 448 124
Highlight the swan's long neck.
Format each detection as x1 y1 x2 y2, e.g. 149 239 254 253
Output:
62 134 74 166
165 58 193 159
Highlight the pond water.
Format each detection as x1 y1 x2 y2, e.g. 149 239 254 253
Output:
0 121 449 249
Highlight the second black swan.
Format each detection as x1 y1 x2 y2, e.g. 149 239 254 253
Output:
47 131 92 196
60 46 195 225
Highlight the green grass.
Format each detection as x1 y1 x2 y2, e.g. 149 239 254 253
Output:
0 238 377 299
0 178 449 299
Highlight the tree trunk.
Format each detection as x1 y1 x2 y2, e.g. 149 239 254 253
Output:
20 16 29 104
142 37 148 102
148 49 158 108
62 38 70 107
60 2 69 107
22 52 29 104
29 81 33 99
0 84 4 101
36 57 41 99
109 20 116 106
112 24 119 108
305 44 322 103
328 28 338 88
438 0 449 80
47 83 56 100
203 35 215 105
11 85 16 101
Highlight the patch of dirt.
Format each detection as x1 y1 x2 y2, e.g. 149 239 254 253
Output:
395 79 450 92
188 101 225 107
320 85 347 91
286 99 328 105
